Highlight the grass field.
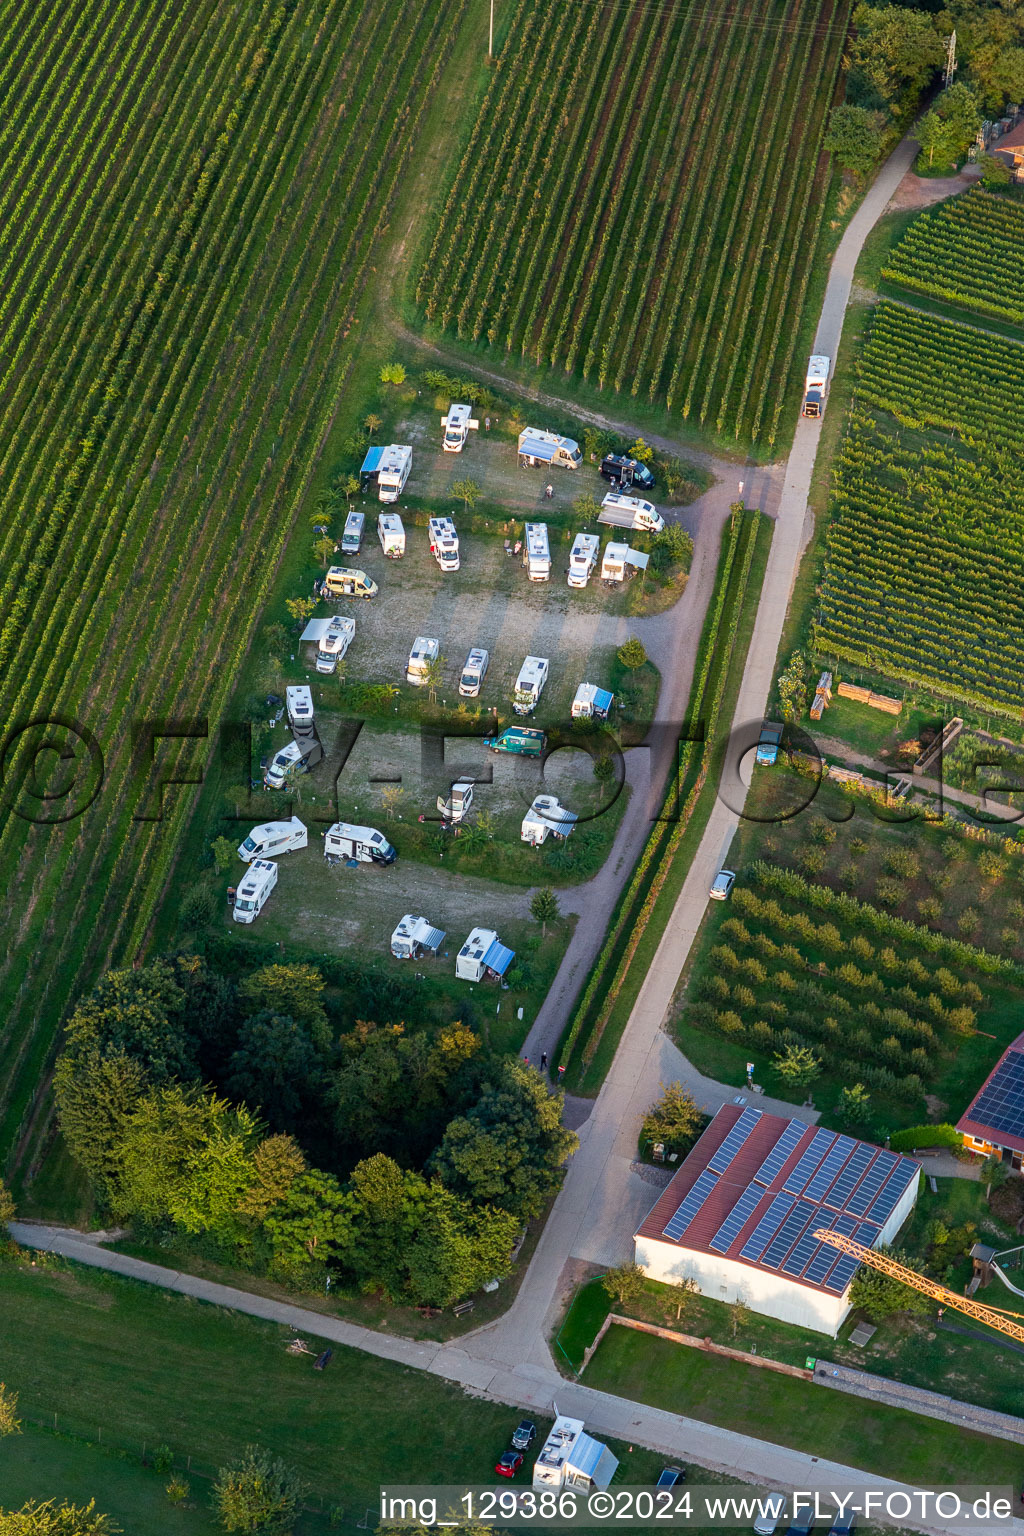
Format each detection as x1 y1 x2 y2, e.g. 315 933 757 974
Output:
586 1324 1022 1488
0 0 478 1184
415 0 848 449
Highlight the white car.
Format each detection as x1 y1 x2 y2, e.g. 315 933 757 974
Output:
753 1494 786 1536
709 869 736 901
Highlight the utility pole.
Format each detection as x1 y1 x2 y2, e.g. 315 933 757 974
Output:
943 29 957 89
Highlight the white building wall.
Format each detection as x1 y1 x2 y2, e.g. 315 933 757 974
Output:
878 1167 920 1247
634 1237 847 1337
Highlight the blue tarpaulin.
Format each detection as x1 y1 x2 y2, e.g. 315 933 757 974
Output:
518 433 555 463
482 939 515 976
361 446 385 475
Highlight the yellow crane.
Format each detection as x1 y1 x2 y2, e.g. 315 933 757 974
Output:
813 1228 1024 1345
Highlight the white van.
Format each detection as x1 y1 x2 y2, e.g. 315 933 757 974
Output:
459 646 489 697
232 859 277 923
377 445 412 502
428 515 460 572
263 738 318 789
568 532 600 588
523 522 551 582
237 818 307 863
286 685 314 729
316 614 355 673
378 512 406 557
341 510 364 554
407 635 440 685
514 655 549 715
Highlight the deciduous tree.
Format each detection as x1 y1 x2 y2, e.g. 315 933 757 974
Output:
213 1447 305 1535
53 1049 146 1191
529 888 560 937
263 1169 353 1267
237 1135 307 1221
824 104 884 176
237 965 328 1046
849 1248 930 1322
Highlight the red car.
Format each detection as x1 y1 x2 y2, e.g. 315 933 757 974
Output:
495 1450 524 1479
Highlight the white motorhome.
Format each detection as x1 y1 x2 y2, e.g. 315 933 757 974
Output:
237 817 307 863
376 444 412 502
600 541 650 583
323 821 397 865
322 565 377 599
441 402 479 452
598 492 664 533
458 646 489 697
802 354 831 418
455 926 516 982
378 511 406 557
286 684 314 729
436 778 475 825
232 859 277 924
341 510 364 554
428 515 460 572
521 794 578 846
571 683 614 719
390 914 446 960
567 532 600 588
517 427 582 470
407 635 440 686
532 1416 618 1492
263 738 319 788
315 614 356 673
513 655 549 715
522 522 551 582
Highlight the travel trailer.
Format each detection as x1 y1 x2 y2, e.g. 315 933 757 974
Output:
286 685 314 729
521 795 578 846
390 914 446 960
571 683 614 719
455 927 515 982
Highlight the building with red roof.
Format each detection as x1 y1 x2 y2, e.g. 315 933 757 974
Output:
956 1030 1024 1169
634 1104 920 1336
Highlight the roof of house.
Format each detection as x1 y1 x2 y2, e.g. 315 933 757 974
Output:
995 120 1024 152
635 1104 919 1298
957 1030 1024 1155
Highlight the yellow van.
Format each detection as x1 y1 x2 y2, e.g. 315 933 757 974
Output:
322 566 378 599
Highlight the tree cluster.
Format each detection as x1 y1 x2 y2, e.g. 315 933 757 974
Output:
54 959 578 1308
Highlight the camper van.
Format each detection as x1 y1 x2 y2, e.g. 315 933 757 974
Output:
340 510 364 555
571 683 614 719
378 512 406 558
598 492 664 533
441 403 478 452
286 685 314 729
513 655 549 715
323 822 397 865
428 515 460 572
455 927 515 982
406 636 440 686
263 738 319 789
532 1416 618 1492
459 646 489 697
437 779 475 825
482 725 546 757
232 859 278 924
521 795 577 846
522 522 551 582
315 614 355 673
517 428 581 470
322 566 377 599
376 445 412 502
390 914 446 960
237 818 307 863
567 532 600 588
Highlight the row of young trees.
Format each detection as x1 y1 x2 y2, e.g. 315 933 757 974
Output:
0 0 464 1173
53 959 577 1307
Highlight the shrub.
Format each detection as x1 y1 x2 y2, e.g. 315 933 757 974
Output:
889 1124 962 1152
180 884 217 929
379 362 407 384
810 816 837 846
640 1083 706 1157
617 636 647 670
166 1477 190 1506
839 861 860 889
836 1083 872 1126
978 850 1007 881
152 1445 174 1474
875 877 908 908
885 847 920 879
800 846 827 875
956 907 980 937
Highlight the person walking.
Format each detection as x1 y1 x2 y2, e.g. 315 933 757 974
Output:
545 483 553 499
540 1051 548 1071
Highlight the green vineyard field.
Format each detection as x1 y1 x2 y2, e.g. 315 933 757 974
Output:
0 0 461 1170
814 300 1024 712
416 0 849 447
881 187 1024 326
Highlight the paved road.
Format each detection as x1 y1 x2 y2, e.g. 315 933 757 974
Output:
11 1223 1018 1536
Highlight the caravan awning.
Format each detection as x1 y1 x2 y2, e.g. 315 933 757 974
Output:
570 1434 619 1490
300 617 335 643
520 438 555 462
360 446 385 475
539 805 577 836
624 548 650 571
420 925 446 953
482 939 515 976
592 688 614 715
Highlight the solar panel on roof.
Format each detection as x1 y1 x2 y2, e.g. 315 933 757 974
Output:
803 1135 856 1202
845 1150 898 1218
707 1107 763 1174
782 1126 836 1195
781 1222 824 1278
761 1200 817 1270
752 1119 805 1187
968 1050 1024 1137
824 1254 861 1294
739 1193 794 1262
802 1213 859 1285
663 1169 718 1240
823 1143 876 1210
709 1183 764 1253
866 1159 918 1225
